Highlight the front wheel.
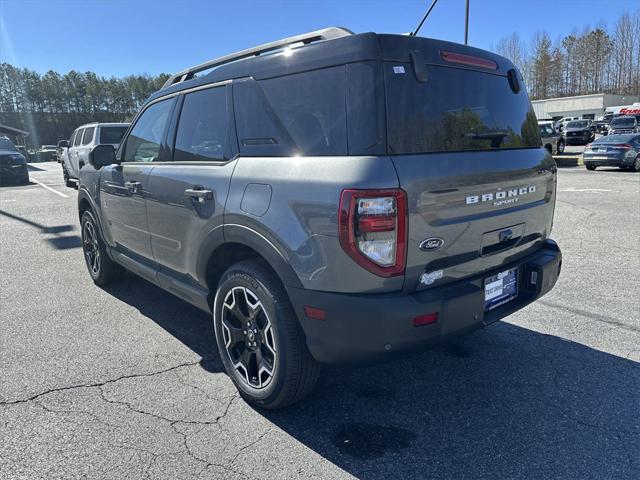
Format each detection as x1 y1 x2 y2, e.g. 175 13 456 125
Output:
213 259 320 409
81 210 124 286
632 156 640 173
556 139 565 154
586 164 596 171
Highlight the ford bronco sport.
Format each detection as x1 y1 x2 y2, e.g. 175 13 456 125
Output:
78 28 562 409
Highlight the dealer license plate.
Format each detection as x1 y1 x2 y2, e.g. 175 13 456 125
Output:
484 268 518 311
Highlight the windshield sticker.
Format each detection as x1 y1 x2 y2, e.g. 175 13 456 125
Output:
393 66 406 74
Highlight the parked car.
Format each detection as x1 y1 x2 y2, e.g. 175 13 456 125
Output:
36 144 58 162
78 27 561 409
56 139 69 163
538 122 565 154
593 119 609 135
61 122 129 187
0 136 29 185
554 116 579 133
607 115 640 135
584 134 640 171
563 119 596 145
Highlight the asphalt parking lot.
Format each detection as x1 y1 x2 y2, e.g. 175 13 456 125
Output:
1 162 639 479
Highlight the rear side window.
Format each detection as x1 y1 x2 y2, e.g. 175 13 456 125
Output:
260 66 347 156
82 127 95 145
174 86 228 161
73 129 84 147
123 98 175 162
385 65 540 154
100 126 128 145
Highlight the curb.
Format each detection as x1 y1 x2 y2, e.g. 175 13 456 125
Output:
554 155 583 168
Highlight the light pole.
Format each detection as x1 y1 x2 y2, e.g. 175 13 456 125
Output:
464 0 470 45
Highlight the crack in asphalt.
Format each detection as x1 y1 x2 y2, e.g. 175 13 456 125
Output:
538 300 640 334
0 359 205 406
5 360 255 479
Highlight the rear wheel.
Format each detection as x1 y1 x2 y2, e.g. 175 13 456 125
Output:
556 139 565 154
632 155 640 172
81 210 124 286
586 164 596 171
213 259 320 409
62 165 74 188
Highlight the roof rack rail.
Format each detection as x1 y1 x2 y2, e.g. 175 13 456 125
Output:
162 27 354 89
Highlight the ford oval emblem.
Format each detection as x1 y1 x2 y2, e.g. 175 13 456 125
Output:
419 237 444 251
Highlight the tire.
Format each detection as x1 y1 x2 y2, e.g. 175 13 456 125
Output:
632 155 640 173
213 259 320 409
556 139 565 154
80 210 124 286
62 165 74 188
586 164 596 171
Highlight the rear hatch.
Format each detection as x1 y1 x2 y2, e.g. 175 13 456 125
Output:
379 36 556 292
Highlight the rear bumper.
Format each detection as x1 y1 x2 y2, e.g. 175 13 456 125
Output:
584 155 630 167
288 239 562 364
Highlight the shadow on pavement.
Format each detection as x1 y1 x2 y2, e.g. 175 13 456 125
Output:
0 209 80 250
101 273 639 478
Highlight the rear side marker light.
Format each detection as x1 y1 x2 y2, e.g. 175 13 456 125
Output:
304 306 326 321
440 51 498 70
413 312 438 327
339 189 407 277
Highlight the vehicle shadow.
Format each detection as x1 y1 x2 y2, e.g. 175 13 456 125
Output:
0 209 81 249
102 275 638 478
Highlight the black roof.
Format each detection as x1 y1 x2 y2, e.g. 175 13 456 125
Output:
147 31 515 104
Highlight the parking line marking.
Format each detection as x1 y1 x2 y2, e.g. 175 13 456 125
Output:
31 178 69 198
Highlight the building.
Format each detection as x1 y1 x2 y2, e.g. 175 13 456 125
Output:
0 123 29 147
532 93 640 121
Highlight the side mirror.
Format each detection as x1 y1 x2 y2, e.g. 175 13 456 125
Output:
58 140 69 148
89 144 116 169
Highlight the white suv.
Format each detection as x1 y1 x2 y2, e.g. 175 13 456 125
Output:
61 123 129 187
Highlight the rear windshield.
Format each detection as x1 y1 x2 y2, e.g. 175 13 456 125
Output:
611 117 635 126
567 120 589 128
594 134 635 144
385 65 539 154
100 126 128 144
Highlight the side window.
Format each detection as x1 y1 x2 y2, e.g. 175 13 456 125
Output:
73 129 84 147
123 98 175 162
69 130 77 147
174 87 228 161
82 127 95 145
259 66 347 156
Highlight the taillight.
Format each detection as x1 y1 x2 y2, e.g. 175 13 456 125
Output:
617 144 632 150
338 189 407 277
440 51 498 70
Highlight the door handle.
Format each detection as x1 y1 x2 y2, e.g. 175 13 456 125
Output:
185 187 213 202
124 181 141 194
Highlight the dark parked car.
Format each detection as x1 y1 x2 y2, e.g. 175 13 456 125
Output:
563 119 596 145
584 134 640 171
0 136 29 185
593 119 609 135
607 116 640 135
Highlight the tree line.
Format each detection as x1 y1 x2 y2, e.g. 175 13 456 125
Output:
494 10 640 100
0 63 169 147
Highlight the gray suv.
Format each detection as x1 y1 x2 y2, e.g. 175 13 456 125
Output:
78 28 562 409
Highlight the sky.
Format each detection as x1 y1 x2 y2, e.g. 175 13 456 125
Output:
0 0 638 78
